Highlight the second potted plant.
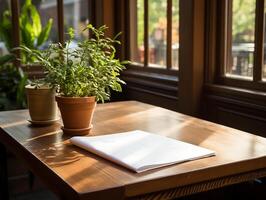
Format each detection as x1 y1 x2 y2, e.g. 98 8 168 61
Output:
25 81 58 125
21 24 127 135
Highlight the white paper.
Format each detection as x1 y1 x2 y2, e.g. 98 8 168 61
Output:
70 130 215 173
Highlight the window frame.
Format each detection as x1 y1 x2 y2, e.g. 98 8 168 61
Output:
127 0 179 75
212 0 266 92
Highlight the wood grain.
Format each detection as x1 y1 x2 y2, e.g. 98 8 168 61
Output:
1 101 266 200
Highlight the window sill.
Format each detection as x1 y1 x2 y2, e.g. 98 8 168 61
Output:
123 68 178 83
204 84 266 106
217 76 266 92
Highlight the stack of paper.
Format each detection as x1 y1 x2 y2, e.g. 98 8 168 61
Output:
70 130 215 173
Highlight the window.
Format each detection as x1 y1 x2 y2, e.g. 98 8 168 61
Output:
227 0 256 79
63 0 89 41
217 0 266 90
19 0 59 43
129 0 179 71
6 0 92 66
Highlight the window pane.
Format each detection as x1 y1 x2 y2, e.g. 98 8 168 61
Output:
148 0 167 68
130 0 144 64
64 0 89 42
0 0 10 55
38 0 58 43
19 0 58 48
227 0 256 78
172 0 179 70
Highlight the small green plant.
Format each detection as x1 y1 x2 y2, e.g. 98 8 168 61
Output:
20 24 127 102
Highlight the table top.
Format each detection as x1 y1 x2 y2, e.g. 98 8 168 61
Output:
1 101 266 200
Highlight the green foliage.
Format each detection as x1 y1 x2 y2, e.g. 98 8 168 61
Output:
0 0 53 52
20 24 128 102
0 0 48 110
232 0 256 43
0 54 15 65
0 54 28 110
0 10 12 50
20 0 53 50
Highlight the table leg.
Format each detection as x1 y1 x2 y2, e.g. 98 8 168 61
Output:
0 143 9 200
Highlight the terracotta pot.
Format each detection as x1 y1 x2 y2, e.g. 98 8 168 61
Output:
55 96 96 136
26 85 58 123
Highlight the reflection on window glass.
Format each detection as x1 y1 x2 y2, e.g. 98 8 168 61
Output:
148 0 167 68
130 0 144 64
172 0 179 70
227 0 255 78
0 0 10 55
64 0 89 43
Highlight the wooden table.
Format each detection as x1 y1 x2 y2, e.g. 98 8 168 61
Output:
1 101 266 200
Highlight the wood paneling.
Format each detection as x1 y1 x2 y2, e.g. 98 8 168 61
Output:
204 84 266 137
122 69 179 110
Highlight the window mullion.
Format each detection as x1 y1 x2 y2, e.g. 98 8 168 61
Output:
10 0 20 67
144 0 148 67
167 0 172 69
57 0 64 44
254 0 265 82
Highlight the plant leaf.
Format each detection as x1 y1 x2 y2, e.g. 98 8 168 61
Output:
37 18 53 46
0 54 15 66
28 5 42 37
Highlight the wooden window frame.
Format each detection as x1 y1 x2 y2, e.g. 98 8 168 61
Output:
121 0 205 114
127 0 179 75
209 0 266 92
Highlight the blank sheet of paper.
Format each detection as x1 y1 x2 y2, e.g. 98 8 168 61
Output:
70 130 215 173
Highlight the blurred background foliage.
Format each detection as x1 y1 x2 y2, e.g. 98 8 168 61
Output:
0 0 53 110
0 54 28 110
232 0 256 43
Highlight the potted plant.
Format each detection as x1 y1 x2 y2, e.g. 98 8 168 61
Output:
1 0 56 123
20 24 127 135
25 80 59 125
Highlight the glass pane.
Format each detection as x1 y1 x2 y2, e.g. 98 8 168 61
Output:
38 0 58 43
64 0 89 43
172 0 179 70
130 0 144 64
0 0 10 55
227 0 256 78
19 0 58 48
148 0 167 68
